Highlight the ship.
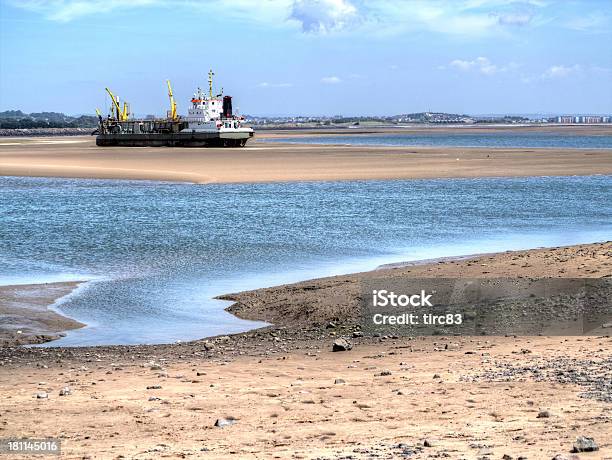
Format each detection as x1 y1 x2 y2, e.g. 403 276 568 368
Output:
95 70 254 147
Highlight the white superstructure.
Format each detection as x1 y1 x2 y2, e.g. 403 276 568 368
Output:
180 70 253 140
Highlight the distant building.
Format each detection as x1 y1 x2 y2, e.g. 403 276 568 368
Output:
555 115 609 124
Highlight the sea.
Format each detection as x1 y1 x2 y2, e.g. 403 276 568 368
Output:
1 175 611 346
261 132 612 149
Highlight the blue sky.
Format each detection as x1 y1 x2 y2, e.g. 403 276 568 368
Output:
0 0 611 116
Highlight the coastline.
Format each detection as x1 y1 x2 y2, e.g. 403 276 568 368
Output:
0 242 610 458
0 281 85 346
3 241 609 348
218 241 612 330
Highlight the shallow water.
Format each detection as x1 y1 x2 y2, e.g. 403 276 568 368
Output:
1 175 611 346
262 132 612 148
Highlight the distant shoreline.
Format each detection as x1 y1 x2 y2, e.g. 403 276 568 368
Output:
2 123 612 138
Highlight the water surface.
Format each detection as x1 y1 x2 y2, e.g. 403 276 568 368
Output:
262 132 612 148
1 176 610 346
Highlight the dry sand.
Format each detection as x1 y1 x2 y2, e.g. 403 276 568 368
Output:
0 243 610 458
1 130 611 184
1 337 610 459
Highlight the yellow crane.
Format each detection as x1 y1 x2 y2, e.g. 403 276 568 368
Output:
166 80 177 121
105 87 121 120
121 101 130 121
105 87 130 121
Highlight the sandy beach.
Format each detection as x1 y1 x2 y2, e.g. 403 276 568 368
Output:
0 242 610 458
1 127 611 184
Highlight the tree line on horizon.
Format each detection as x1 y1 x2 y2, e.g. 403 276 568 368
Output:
0 110 99 129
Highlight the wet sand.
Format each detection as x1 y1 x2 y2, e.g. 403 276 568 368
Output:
1 130 611 184
0 242 610 458
0 282 84 346
221 242 612 329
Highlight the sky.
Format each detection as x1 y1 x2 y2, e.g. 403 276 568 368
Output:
0 0 611 116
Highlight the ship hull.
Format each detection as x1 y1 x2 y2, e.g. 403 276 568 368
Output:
96 131 253 147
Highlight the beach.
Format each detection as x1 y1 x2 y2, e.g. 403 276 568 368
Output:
0 127 611 458
0 242 610 458
1 127 612 184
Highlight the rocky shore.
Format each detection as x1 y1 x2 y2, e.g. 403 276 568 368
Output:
0 127 94 137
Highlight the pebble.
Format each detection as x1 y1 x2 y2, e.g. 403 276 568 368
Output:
214 417 236 427
572 435 598 453
332 338 352 352
423 439 437 447
146 385 162 390
537 410 551 418
334 378 346 384
59 387 72 396
36 392 48 399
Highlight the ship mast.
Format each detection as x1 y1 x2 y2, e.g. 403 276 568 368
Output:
208 69 214 99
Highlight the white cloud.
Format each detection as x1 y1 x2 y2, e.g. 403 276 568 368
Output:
564 12 610 33
8 0 159 22
449 57 503 75
289 0 358 33
542 64 581 79
321 76 342 84
257 82 293 88
492 11 533 26
8 0 608 40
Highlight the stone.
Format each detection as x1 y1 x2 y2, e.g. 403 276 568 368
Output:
378 370 392 376
334 378 346 384
537 410 551 418
214 417 236 428
36 392 48 399
352 331 364 338
332 338 352 352
146 385 162 390
423 439 437 447
59 387 72 396
572 436 598 453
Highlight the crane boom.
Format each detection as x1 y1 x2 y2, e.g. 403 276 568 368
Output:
166 80 177 121
105 87 121 120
